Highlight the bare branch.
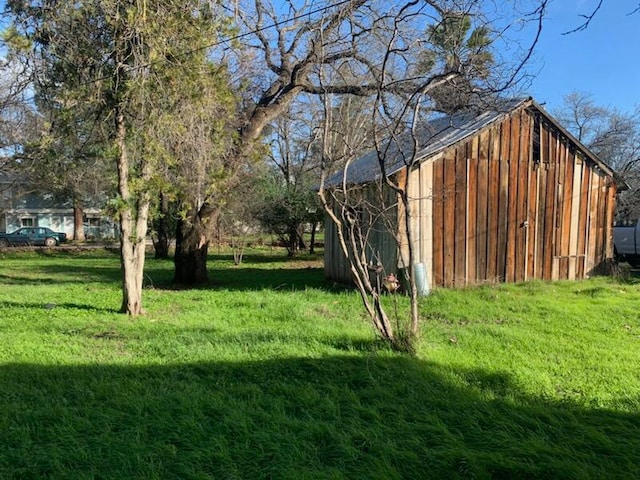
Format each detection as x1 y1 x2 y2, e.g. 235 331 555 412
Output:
563 0 604 35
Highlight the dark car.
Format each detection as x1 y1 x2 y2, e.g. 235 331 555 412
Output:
0 227 67 247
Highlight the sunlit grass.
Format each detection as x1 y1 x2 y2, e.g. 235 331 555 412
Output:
0 248 639 478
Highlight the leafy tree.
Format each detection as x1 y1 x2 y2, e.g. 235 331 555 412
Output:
23 94 112 241
4 0 232 314
145 62 236 282
3 18 111 242
253 172 320 257
420 11 493 114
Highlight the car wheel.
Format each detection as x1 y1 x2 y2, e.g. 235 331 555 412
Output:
44 237 57 247
0 239 8 248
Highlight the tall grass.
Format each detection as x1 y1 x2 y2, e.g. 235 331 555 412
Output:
0 248 638 479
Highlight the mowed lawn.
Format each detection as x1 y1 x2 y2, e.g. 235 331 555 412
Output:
0 248 639 479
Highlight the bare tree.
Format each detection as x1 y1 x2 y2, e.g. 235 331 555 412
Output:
316 0 548 353
555 92 640 222
163 0 549 285
171 0 383 283
0 58 35 167
219 174 261 265
252 104 324 257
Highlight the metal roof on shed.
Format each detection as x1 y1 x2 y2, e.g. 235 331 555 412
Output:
324 97 622 188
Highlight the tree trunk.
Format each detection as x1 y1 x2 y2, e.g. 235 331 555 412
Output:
153 192 170 259
309 222 317 254
173 205 216 285
73 199 86 242
286 224 298 257
115 105 150 316
120 238 146 314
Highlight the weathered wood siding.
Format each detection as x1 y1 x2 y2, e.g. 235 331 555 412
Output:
325 104 618 288
324 183 398 284
418 107 617 288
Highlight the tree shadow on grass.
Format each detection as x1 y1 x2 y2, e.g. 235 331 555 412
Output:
146 263 347 294
0 265 123 286
0 301 118 314
2 262 343 294
160 251 342 293
4 251 340 293
205 266 346 293
0 357 637 480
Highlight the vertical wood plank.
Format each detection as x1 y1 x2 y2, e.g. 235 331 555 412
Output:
534 121 548 279
595 174 606 268
454 144 468 286
476 130 490 283
551 131 562 280
467 139 478 284
544 129 557 280
409 165 421 267
568 156 583 280
444 151 456 287
515 111 530 282
324 216 332 279
487 125 501 281
560 142 574 279
576 159 590 278
497 117 511 281
506 112 521 282
432 157 445 286
535 158 548 280
587 173 600 274
555 136 565 275
417 164 425 266
527 126 539 280
605 181 616 259
422 160 434 288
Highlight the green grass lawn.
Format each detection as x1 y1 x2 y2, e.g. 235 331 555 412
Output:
0 248 639 479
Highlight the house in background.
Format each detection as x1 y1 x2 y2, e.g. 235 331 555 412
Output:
0 173 117 240
324 97 624 289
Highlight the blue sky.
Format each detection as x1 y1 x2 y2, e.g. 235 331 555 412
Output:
0 0 635 115
527 1 639 114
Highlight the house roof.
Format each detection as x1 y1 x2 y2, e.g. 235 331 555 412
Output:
324 97 624 189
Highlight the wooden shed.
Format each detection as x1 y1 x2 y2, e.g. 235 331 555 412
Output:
324 97 624 288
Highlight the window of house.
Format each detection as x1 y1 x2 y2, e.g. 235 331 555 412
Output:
86 217 101 227
21 218 35 227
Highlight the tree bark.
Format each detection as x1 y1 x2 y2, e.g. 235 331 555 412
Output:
309 222 317 254
153 192 170 259
72 199 86 242
173 205 216 285
297 227 306 250
115 105 150 316
120 238 146 314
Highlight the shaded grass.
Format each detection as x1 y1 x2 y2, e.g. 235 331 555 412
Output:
0 249 639 479
2 358 638 480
